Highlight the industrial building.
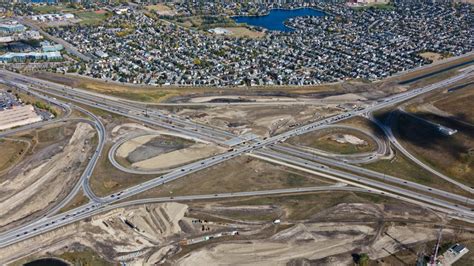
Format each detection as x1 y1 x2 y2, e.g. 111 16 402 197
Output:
0 105 42 131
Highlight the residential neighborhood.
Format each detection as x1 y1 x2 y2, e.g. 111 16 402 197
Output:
41 1 472 86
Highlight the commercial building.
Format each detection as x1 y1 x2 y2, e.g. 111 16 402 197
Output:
0 51 62 63
0 105 42 131
0 22 26 33
40 41 63 52
31 13 74 22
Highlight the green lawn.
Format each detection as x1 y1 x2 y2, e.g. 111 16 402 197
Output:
76 11 111 26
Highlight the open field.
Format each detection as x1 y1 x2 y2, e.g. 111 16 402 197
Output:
420 51 445 62
365 148 472 197
223 27 265 38
287 127 377 154
76 10 112 26
125 156 333 200
176 104 340 137
115 134 222 171
218 192 387 221
391 110 474 187
89 143 158 197
116 134 195 165
433 83 474 125
146 4 176 16
170 193 456 265
59 189 89 213
6 189 466 265
0 122 95 232
0 138 29 173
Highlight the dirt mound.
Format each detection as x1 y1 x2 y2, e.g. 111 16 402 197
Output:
0 203 189 264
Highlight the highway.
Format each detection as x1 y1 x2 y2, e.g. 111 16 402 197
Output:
287 124 391 164
0 185 370 249
270 144 474 205
0 183 469 250
0 68 472 248
252 149 474 214
0 82 106 207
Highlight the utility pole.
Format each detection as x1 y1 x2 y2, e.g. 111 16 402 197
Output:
429 227 443 266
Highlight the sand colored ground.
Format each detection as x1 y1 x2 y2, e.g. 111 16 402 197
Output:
146 4 176 16
132 143 224 170
222 27 265 38
1 203 188 265
115 135 156 158
177 222 450 265
330 134 367 145
188 95 300 103
111 123 209 143
177 104 340 137
0 123 95 229
419 52 444 62
322 93 367 102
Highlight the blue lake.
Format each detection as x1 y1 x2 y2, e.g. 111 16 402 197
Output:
233 8 325 32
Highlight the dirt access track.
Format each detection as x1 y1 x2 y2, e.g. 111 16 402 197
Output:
0 122 95 232
7 193 474 265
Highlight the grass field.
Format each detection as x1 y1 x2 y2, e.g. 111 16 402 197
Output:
392 111 474 187
288 127 377 155
434 84 474 124
394 53 474 87
219 191 389 221
124 156 332 200
59 189 89 213
58 248 112 266
223 27 265 38
32 5 77 14
27 72 350 104
0 139 28 173
146 4 176 16
76 10 111 26
89 143 157 197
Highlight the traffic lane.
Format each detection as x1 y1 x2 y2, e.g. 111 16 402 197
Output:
255 149 474 215
270 144 474 205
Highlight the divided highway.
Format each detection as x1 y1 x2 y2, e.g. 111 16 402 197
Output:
0 68 472 248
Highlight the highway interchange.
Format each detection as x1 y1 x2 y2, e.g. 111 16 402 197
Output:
0 67 472 249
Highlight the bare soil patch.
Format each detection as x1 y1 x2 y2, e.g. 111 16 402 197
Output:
0 122 95 231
